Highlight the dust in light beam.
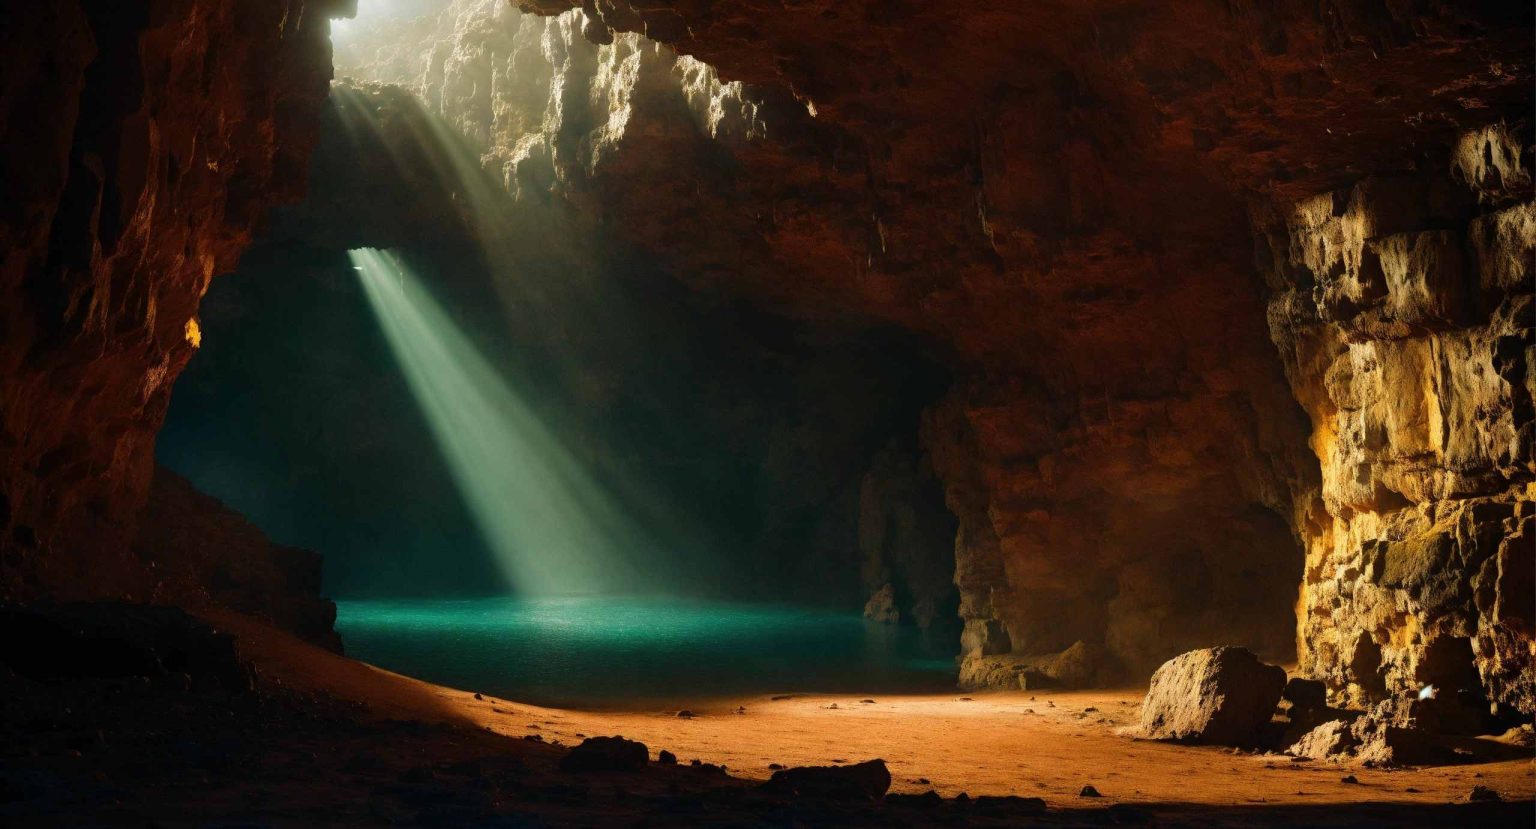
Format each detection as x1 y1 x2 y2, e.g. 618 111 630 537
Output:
350 247 648 595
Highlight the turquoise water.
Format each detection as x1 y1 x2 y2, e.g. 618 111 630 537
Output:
335 596 957 707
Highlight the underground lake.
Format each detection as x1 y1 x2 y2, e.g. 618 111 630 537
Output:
335 596 958 707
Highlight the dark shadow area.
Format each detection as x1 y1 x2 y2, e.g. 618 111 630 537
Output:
2 607 1528 828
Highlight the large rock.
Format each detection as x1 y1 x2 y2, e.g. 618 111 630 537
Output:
558 736 650 773
1139 647 1286 746
762 759 892 800
1288 719 1359 760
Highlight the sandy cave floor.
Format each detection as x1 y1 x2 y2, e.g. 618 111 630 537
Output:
225 611 1535 812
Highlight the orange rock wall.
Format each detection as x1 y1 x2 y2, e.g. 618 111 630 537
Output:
0 0 345 600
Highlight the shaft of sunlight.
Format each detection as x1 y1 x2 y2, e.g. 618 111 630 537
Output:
351 247 645 595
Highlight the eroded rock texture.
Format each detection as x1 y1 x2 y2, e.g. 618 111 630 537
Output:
1139 646 1287 746
0 1 345 601
1258 124 1534 716
334 0 1532 691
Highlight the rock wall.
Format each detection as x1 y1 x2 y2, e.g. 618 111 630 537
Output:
134 466 342 650
500 0 1532 690
1257 123 1534 715
0 0 345 601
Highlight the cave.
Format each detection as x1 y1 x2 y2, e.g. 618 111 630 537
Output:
2 0 1532 825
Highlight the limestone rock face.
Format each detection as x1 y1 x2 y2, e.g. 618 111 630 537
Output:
0 0 343 601
1139 647 1287 746
1256 124 1535 716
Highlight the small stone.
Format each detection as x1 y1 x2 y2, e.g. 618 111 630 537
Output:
657 750 676 765
1079 784 1102 797
676 710 695 718
1341 775 1358 784
474 693 483 700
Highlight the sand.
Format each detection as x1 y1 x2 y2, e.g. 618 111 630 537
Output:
214 610 1534 810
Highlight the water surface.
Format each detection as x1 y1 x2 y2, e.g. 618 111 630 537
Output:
336 596 956 707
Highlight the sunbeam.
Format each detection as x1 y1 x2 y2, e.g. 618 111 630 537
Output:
351 247 648 595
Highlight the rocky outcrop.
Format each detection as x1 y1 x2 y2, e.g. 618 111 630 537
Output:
1256 123 1534 716
959 640 1117 691
133 467 341 651
1139 646 1287 746
0 1 344 601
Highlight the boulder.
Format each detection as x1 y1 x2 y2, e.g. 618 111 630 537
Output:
762 759 891 799
1139 647 1286 745
1288 719 1359 760
558 736 649 773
